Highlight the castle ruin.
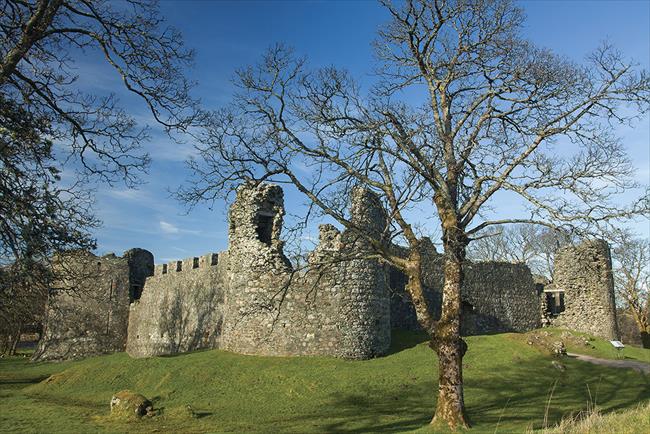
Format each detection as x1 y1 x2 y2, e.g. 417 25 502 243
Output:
128 184 391 359
35 182 619 361
542 239 619 340
35 248 153 360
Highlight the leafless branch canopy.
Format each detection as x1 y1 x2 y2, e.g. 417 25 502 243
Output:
1 0 200 186
179 1 649 423
182 0 649 257
612 234 649 342
467 224 572 277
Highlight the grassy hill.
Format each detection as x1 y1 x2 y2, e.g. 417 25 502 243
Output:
1 329 648 433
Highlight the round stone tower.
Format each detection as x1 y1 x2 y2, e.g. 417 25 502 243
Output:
551 239 619 340
335 186 391 358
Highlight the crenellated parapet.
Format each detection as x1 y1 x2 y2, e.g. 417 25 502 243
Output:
152 253 219 277
126 251 225 359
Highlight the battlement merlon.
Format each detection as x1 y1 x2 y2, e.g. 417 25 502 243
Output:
153 253 219 276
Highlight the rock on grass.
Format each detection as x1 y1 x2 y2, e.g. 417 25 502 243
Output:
110 390 153 418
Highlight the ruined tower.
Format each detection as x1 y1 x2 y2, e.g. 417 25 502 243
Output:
219 182 391 358
550 239 619 340
334 186 391 358
218 182 294 354
35 249 154 360
44 182 614 362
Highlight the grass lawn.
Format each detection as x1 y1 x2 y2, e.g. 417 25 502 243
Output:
1 329 648 433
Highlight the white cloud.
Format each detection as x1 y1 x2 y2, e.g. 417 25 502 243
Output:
159 220 204 236
108 189 145 201
160 220 180 234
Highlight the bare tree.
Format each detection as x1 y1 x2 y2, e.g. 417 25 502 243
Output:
613 235 649 348
1 0 199 186
0 95 97 264
1 0 200 257
181 0 649 428
468 224 571 277
1 97 97 351
1 0 199 347
0 258 49 356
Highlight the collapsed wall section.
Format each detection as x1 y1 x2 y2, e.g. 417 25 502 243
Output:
34 249 153 360
126 253 225 358
549 239 619 340
390 240 540 335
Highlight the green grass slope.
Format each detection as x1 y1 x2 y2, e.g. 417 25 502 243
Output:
1 331 648 433
544 401 650 434
511 328 650 363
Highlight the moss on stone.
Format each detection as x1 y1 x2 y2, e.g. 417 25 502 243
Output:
110 390 152 419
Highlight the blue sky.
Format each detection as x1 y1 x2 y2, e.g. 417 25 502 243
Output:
83 0 650 263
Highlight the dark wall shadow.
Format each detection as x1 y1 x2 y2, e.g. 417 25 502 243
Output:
386 330 429 355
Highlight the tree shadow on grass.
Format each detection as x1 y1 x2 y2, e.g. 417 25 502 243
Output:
278 352 649 433
27 392 104 412
279 383 435 433
465 356 650 431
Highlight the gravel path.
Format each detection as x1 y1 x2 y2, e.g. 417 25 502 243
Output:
567 353 650 374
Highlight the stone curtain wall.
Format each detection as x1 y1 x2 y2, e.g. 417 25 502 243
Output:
126 253 225 358
390 240 540 335
461 262 540 334
125 182 538 361
126 183 390 360
38 182 613 361
35 249 153 360
550 239 619 340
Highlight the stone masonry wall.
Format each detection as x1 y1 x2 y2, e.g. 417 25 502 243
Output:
550 239 619 340
218 183 391 359
126 253 225 358
126 183 390 360
36 180 614 361
35 249 153 360
461 262 540 334
390 239 540 335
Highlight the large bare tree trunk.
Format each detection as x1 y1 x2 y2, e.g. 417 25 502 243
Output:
431 229 469 429
403 244 469 428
